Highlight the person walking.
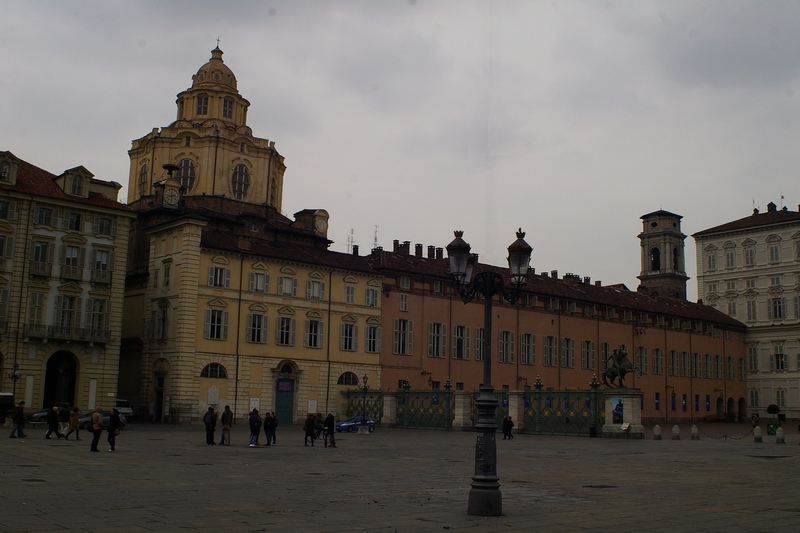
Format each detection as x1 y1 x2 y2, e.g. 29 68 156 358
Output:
248 408 262 447
45 406 64 439
304 413 316 446
263 411 275 446
501 415 510 440
506 416 515 439
323 413 336 448
90 406 103 452
107 408 121 451
270 412 278 445
219 405 233 445
64 407 82 441
58 403 71 435
8 400 28 438
314 413 324 440
203 407 217 445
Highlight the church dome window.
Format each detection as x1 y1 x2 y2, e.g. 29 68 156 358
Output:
138 164 148 198
176 159 196 192
223 97 234 119
231 164 250 200
196 94 209 116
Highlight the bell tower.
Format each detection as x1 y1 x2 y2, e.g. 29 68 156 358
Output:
637 210 689 300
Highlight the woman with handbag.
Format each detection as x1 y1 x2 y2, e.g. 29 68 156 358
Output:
107 408 121 452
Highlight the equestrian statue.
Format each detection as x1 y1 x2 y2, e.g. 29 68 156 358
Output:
602 349 641 388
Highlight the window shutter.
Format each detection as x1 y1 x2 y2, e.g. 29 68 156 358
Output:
795 296 800 318
428 322 434 357
498 332 503 361
278 276 284 294
306 281 312 299
224 269 231 288
510 333 514 363
78 247 86 268
74 298 82 327
208 267 215 286
52 210 60 228
264 275 269 293
33 206 39 222
319 322 324 348
29 240 35 261
340 324 346 350
0 289 8 320
59 244 66 265
108 252 115 271
441 324 447 358
304 320 310 347
769 353 775 370
375 327 382 352
393 319 400 354
3 236 12 259
204 310 212 338
289 318 296 345
465 327 470 359
90 249 97 272
451 325 457 358
263 316 268 344
222 311 229 339
292 278 297 296
768 301 773 319
353 325 358 351
93 217 99 234
249 273 256 292
320 283 325 300
407 320 413 355
8 202 17 220
247 314 254 342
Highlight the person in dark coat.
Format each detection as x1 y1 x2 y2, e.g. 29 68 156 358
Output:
270 412 278 445
304 413 316 446
203 407 217 445
263 411 275 446
8 400 28 438
107 408 121 451
314 413 324 439
506 416 514 439
248 409 262 447
323 413 336 448
90 406 103 452
45 406 64 439
219 405 233 445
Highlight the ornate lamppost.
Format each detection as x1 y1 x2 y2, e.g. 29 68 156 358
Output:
359 374 370 434
446 229 532 517
8 362 22 398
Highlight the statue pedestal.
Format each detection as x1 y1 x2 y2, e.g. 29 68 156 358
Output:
602 389 644 439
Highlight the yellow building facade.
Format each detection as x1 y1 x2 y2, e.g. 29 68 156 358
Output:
0 151 134 411
121 48 381 424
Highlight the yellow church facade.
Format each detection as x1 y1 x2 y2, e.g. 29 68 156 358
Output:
121 48 381 424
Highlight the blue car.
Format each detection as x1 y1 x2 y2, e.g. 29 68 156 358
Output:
335 416 375 433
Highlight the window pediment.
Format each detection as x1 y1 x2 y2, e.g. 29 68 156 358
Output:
741 238 757 246
367 279 382 288
343 275 358 284
280 266 296 275
207 298 227 309
62 234 88 246
306 310 323 319
341 314 357 323
723 241 736 249
766 234 782 243
308 270 324 280
249 303 267 313
768 286 784 296
366 316 382 326
0 275 9 288
277 305 294 316
0 221 13 234
157 298 171 309
57 281 83 295
89 287 111 298
743 289 758 298
211 255 229 265
704 244 718 251
252 261 269 271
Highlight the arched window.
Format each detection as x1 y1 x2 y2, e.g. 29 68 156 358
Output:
231 164 250 200
196 94 209 116
673 248 680 271
176 159 195 191
138 164 147 198
223 97 234 119
0 161 10 182
200 363 227 379
337 372 359 385
650 247 661 271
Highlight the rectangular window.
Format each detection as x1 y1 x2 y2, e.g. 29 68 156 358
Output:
707 253 717 270
428 322 447 358
249 272 269 293
365 326 381 353
746 279 756 289
399 293 408 312
705 395 711 411
197 95 208 115
635 347 648 374
475 328 485 361
682 394 687 412
749 390 759 407
303 319 323 348
223 98 234 119
393 319 413 355
66 212 81 231
769 245 780 263
714 355 723 379
668 350 677 376
744 248 755 266
543 336 557 367
654 392 660 411
87 299 108 333
345 285 355 305
433 280 442 293
340 323 357 351
726 356 735 380
162 264 170 286
277 276 297 296
365 288 379 307
725 251 735 268
776 389 786 408
704 354 712 378
652 348 663 375
748 346 758 371
35 207 53 226
707 283 718 293
692 352 701 378
276 316 296 346
680 351 689 377
498 330 514 363
560 339 575 367
306 280 325 300
694 394 699 412
795 296 800 318
738 357 746 381
246 314 267 343
769 298 785 319
727 300 737 317
771 276 781 286
204 309 228 340
153 268 159 287
399 276 410 289
582 340 595 370
208 267 231 288
774 347 786 370
521 333 535 365
95 217 114 236
746 300 757 321
453 325 470 360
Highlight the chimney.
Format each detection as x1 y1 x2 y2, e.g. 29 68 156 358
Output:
393 239 400 252
595 280 602 286
403 241 411 254
551 270 558 279
584 276 591 285
352 245 359 256
237 235 251 251
428 245 436 259
435 247 443 260
415 244 423 257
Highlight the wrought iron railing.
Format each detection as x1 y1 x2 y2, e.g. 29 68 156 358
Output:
344 390 383 425
523 388 603 436
91 269 112 284
396 390 454 429
60 265 83 280
25 323 109 343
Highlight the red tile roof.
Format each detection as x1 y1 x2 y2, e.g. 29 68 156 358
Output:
693 208 800 237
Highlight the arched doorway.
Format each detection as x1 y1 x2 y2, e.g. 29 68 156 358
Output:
715 396 724 419
726 397 735 421
738 398 747 422
273 360 299 426
43 351 77 409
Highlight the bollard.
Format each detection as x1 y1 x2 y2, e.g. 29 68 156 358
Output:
776 427 785 444
753 426 762 443
653 424 662 440
691 425 699 440
672 425 680 440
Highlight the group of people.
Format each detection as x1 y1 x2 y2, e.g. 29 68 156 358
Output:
201 407 339 448
502 415 515 439
303 413 336 447
7 400 121 452
244 407 279 446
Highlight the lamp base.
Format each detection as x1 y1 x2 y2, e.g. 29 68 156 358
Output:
467 488 502 516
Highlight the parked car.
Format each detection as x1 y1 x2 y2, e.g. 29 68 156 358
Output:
27 409 51 423
335 416 375 433
78 411 126 431
115 399 134 421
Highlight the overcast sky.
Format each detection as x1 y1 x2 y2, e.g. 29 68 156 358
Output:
2 0 799 300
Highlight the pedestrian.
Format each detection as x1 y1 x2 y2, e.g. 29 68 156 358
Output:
271 412 278 444
323 413 336 448
45 406 64 439
263 411 275 446
314 413 324 439
64 407 82 441
8 400 28 439
90 406 103 452
304 413 316 446
203 407 217 445
58 403 71 435
219 405 233 445
107 408 121 451
506 416 515 439
248 408 262 447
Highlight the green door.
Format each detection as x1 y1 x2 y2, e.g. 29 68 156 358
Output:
275 379 294 425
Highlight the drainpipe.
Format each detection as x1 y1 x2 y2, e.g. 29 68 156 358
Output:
232 253 244 421
324 269 332 413
11 195 34 401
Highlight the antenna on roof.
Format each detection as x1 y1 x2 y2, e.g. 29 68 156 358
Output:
373 225 378 248
781 193 784 209
347 229 354 253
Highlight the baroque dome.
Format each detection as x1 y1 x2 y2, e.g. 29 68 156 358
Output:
191 47 238 92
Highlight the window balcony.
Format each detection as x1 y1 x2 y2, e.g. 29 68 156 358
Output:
30 261 52 276
91 269 112 284
61 265 83 281
24 323 109 344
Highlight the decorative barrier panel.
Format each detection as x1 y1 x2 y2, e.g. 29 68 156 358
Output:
396 390 455 429
345 391 384 425
523 389 603 436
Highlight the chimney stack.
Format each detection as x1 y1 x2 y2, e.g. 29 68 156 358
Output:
393 239 400 252
428 245 436 259
415 244 423 257
435 247 444 260
352 245 359 256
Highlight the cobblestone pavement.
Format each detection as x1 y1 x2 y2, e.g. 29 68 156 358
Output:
0 421 798 532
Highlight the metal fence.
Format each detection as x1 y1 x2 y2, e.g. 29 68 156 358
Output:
345 391 384 425
523 389 604 436
395 390 455 429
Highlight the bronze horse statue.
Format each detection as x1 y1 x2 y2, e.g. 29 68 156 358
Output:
602 349 641 388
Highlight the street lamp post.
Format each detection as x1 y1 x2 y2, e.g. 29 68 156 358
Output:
446 229 532 517
8 362 22 398
359 374 370 435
